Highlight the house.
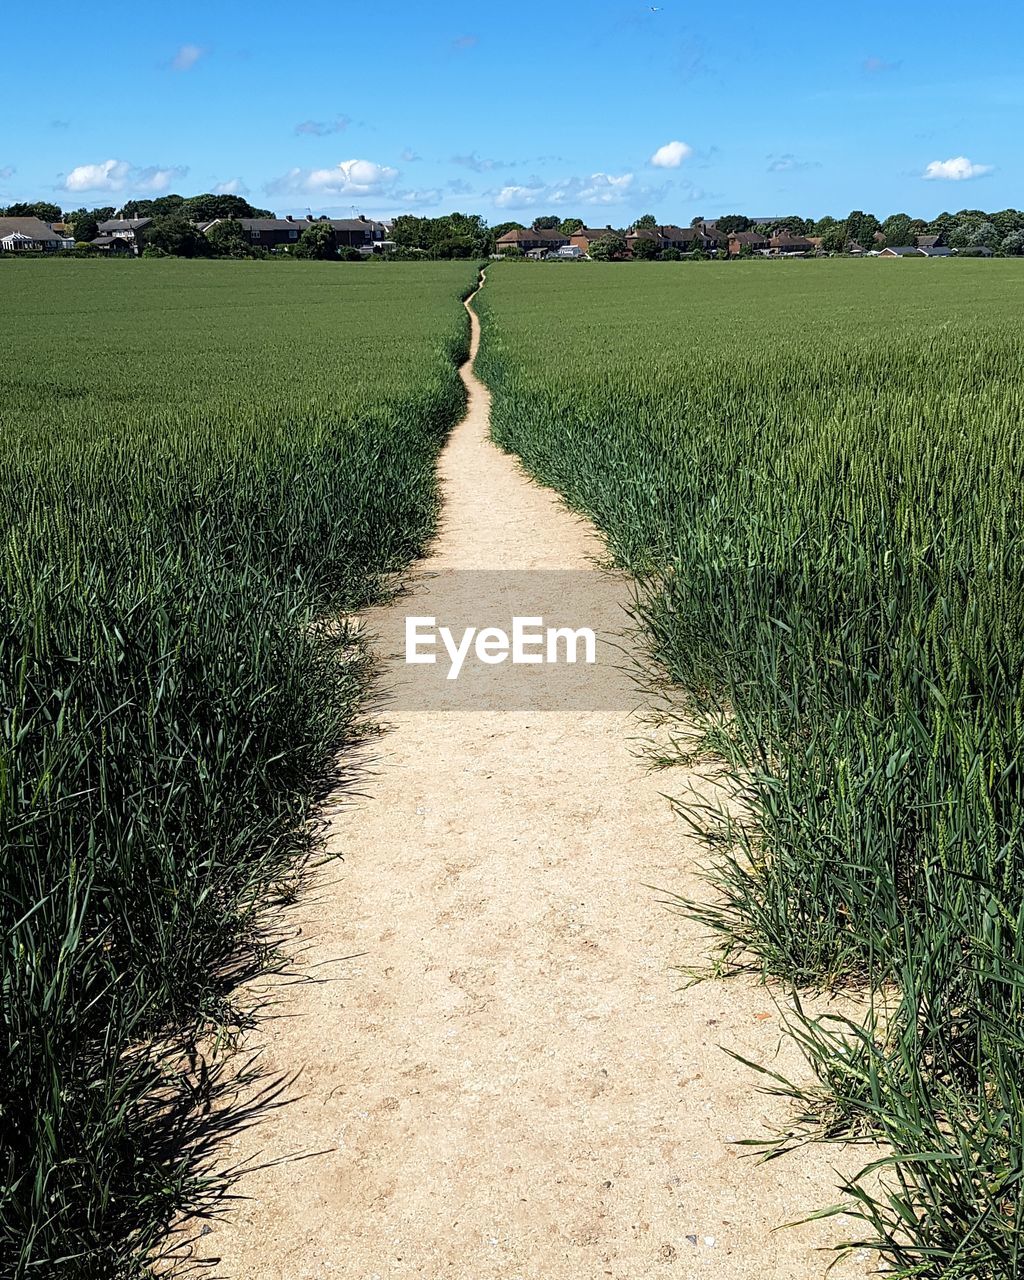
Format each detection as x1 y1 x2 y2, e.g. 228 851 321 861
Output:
0 216 72 252
916 233 944 249
695 222 728 251
200 214 388 252
727 230 769 256
93 217 152 254
769 232 813 255
918 245 952 257
624 224 719 254
495 227 569 254
568 226 620 254
879 246 922 257
322 216 389 249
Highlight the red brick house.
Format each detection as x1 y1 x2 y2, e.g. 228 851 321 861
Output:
495 227 569 254
768 232 813 255
727 230 769 255
625 224 722 254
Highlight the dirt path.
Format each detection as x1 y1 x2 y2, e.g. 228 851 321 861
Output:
199 277 870 1280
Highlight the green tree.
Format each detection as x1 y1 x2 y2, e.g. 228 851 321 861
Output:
948 218 998 251
144 215 209 257
392 212 489 257
881 212 916 248
632 213 657 229
292 221 337 259
1001 230 1024 256
714 214 751 234
821 223 848 253
845 210 881 249
391 215 430 249
67 209 99 243
179 193 273 222
3 201 63 221
121 195 186 219
991 208 1024 239
927 211 956 240
205 218 253 258
767 215 810 236
491 220 526 243
588 233 627 260
558 217 584 235
630 235 659 259
531 215 560 231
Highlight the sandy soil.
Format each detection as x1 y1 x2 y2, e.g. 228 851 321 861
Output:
194 277 872 1280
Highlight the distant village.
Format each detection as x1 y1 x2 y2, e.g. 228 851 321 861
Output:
494 221 956 259
0 199 1013 260
0 211 395 256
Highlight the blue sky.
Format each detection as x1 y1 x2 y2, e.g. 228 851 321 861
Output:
1 2 1018 223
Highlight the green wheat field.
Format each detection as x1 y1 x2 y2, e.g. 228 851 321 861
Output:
477 259 1024 1279
0 259 477 1276
4 256 1024 1277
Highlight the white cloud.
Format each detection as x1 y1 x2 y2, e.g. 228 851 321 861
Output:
452 34 478 50
923 156 993 181
141 167 188 192
171 44 206 72
62 159 188 193
650 140 692 169
0 165 14 180
494 172 635 210
214 177 248 195
401 147 422 162
266 159 399 197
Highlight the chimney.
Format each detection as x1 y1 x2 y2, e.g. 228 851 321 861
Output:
305 214 314 222
285 214 295 222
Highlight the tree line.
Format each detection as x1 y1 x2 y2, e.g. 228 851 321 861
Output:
6 196 1024 259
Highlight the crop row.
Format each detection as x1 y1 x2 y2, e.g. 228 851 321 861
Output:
0 260 477 1276
476 260 1024 1279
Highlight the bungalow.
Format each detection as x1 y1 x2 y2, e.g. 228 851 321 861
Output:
495 227 569 254
94 217 152 254
769 232 813 255
727 230 769 256
0 216 72 252
879 245 922 257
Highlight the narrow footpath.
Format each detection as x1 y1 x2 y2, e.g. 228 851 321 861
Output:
200 276 870 1280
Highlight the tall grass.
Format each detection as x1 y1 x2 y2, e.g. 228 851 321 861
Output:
0 260 476 1276
476 260 1024 1277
